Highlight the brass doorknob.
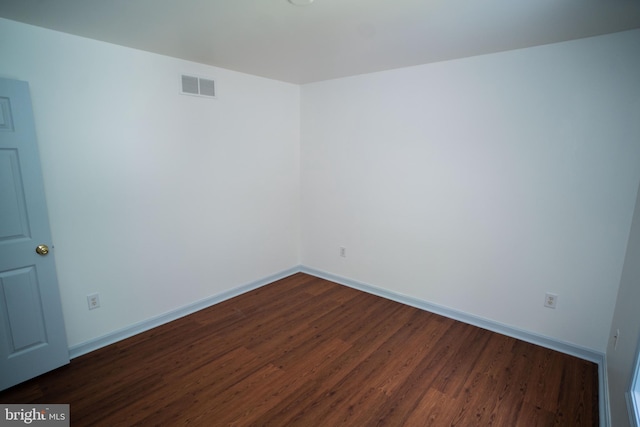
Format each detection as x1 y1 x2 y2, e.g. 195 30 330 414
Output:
35 244 49 256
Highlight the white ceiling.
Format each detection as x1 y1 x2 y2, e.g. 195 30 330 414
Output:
1 0 640 84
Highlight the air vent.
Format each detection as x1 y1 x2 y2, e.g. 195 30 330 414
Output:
199 78 215 97
181 75 216 98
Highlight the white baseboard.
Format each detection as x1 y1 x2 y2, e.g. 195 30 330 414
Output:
68 266 301 359
299 266 609 427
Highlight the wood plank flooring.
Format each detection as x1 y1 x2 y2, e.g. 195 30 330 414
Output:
0 273 599 426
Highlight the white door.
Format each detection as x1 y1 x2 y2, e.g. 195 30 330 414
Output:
0 78 69 390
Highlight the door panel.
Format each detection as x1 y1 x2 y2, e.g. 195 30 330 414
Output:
0 149 31 240
0 78 69 391
0 96 14 131
0 266 47 354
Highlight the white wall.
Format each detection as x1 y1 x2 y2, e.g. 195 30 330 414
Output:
2 16 639 359
0 18 301 347
300 29 640 352
607 181 640 427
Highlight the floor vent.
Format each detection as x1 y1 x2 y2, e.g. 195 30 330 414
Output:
181 75 216 98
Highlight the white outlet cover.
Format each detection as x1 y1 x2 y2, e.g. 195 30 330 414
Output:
87 293 100 310
544 292 558 309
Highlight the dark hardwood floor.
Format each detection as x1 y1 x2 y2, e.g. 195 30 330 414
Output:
0 273 598 426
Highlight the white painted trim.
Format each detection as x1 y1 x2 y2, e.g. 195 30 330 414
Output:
68 266 301 359
626 391 638 427
601 353 611 427
299 266 610 426
629 338 640 427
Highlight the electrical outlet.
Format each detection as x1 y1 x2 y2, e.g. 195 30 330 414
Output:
340 247 346 258
544 292 558 309
87 293 100 310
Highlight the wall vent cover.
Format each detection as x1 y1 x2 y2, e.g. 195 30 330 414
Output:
181 75 216 98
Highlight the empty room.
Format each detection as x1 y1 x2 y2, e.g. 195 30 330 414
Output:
1 1 640 425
